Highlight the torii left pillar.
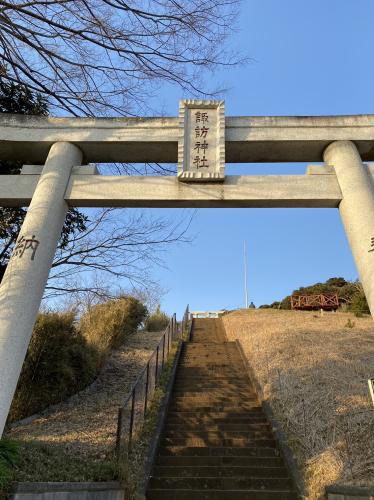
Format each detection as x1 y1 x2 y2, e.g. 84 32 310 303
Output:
0 142 82 437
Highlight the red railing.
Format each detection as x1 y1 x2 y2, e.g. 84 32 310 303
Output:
291 293 339 311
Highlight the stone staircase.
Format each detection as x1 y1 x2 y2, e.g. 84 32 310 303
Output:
146 318 297 500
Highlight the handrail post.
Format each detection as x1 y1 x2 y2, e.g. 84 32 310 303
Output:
144 361 150 417
155 345 159 381
162 333 165 369
167 323 171 356
128 387 136 454
115 407 123 455
169 323 171 354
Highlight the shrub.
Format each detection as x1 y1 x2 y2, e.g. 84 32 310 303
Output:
8 296 147 423
344 318 355 328
144 306 170 332
280 296 291 310
348 291 370 317
9 311 99 422
0 439 19 493
278 278 368 310
79 296 148 354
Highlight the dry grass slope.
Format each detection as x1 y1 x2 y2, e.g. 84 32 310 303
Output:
7 330 165 483
223 309 374 500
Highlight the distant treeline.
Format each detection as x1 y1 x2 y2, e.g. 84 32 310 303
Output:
260 277 369 315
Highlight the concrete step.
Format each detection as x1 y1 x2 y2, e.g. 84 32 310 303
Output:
177 367 245 372
146 489 297 500
175 381 252 389
165 423 271 432
180 350 240 354
169 404 261 412
175 374 250 378
152 465 290 478
171 395 257 401
156 456 284 467
170 394 258 401
149 476 293 490
175 373 248 379
184 349 237 352
172 384 253 390
179 358 242 363
181 349 239 355
180 360 241 363
176 372 246 377
174 377 251 384
173 384 252 390
172 391 255 398
172 391 255 397
166 409 264 418
158 446 280 457
161 437 276 447
166 417 269 426
174 380 251 387
171 398 259 405
181 354 239 358
163 430 273 440
177 371 245 376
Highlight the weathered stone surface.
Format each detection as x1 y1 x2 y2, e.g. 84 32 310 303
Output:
0 173 352 208
3 113 374 163
12 482 124 500
324 140 374 317
327 484 374 500
21 165 98 175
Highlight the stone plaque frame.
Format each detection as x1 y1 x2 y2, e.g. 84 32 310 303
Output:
178 99 225 182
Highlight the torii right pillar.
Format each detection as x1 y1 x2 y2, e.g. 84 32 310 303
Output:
324 140 374 317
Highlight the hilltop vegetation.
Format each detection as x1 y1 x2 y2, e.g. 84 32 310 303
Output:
260 277 369 315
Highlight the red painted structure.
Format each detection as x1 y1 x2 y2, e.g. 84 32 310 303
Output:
291 293 339 311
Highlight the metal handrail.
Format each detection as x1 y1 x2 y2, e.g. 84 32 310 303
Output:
115 305 190 455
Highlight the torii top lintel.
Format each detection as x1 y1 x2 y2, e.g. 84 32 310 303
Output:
1 113 374 164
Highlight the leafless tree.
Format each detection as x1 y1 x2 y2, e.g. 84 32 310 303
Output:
43 208 193 301
0 1 242 300
0 0 242 117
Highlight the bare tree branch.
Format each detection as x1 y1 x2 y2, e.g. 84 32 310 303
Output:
43 208 194 300
0 0 243 116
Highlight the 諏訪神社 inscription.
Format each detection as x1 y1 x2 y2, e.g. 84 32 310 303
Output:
178 99 225 182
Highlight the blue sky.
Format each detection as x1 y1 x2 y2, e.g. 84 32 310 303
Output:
145 0 374 316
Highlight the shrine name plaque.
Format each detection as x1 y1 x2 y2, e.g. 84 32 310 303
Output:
178 99 225 182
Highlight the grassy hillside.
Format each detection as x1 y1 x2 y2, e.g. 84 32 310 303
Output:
223 309 374 500
9 296 147 422
5 330 167 492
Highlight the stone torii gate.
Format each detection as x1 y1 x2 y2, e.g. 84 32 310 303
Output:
1 100 374 436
